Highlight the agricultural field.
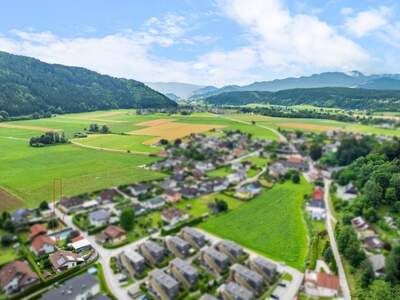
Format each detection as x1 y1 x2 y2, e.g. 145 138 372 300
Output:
0 110 280 211
199 179 313 270
228 114 400 136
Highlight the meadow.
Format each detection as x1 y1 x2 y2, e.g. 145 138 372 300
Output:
199 179 313 270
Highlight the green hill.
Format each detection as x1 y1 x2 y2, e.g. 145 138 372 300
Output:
204 87 400 111
0 51 177 116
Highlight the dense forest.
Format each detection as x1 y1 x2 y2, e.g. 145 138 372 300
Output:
204 87 400 111
0 51 177 116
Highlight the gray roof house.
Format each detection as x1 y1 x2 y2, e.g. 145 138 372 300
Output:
201 247 230 274
88 209 110 227
40 273 100 300
139 240 165 265
169 258 199 289
217 240 245 262
221 281 254 300
180 227 206 249
231 264 264 295
368 254 385 277
120 249 146 277
165 236 191 258
148 269 180 300
249 257 277 281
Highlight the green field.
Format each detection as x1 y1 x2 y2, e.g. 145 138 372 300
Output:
74 134 162 154
0 137 163 208
199 179 313 270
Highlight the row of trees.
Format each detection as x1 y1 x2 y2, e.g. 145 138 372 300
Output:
87 123 110 134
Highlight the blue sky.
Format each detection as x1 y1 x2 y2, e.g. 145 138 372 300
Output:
1 0 400 86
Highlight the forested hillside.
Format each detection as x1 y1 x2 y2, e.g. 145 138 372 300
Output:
0 51 177 116
204 87 400 111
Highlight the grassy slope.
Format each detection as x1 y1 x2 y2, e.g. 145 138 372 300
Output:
199 179 313 270
0 138 163 208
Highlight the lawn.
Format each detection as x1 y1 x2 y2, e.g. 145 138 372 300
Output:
0 245 19 266
0 137 164 209
177 193 244 217
207 166 232 177
199 179 313 270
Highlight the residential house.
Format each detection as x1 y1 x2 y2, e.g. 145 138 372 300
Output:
216 240 245 263
282 156 309 172
235 182 262 200
139 240 166 265
31 234 56 256
212 177 230 192
49 250 84 272
88 209 110 227
269 162 287 178
133 203 148 216
312 187 324 201
120 249 146 277
95 225 126 245
40 273 100 300
249 257 277 282
227 172 246 185
200 247 229 274
59 197 85 214
180 227 206 249
305 271 340 298
230 264 264 295
164 189 181 203
199 294 219 300
368 254 385 277
82 200 99 210
12 209 33 226
351 216 369 231
98 189 119 203
28 224 47 241
337 183 358 201
306 200 326 220
128 183 152 197
363 236 384 252
165 236 191 258
159 179 178 190
180 187 198 199
220 281 254 300
0 261 39 295
148 269 180 300
143 196 166 210
70 238 92 252
161 208 189 226
195 161 214 172
169 258 199 289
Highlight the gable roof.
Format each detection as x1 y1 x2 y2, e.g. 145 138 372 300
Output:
316 272 340 291
29 224 47 240
31 234 55 252
0 260 38 289
104 225 126 239
49 250 83 269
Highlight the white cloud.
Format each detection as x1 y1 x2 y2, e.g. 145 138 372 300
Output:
345 6 391 37
340 7 354 16
219 0 369 72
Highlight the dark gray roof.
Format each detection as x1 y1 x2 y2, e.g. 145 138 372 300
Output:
253 257 277 272
182 227 205 240
224 282 254 300
204 247 228 263
149 269 179 289
40 273 98 300
167 236 190 248
199 294 219 300
89 209 110 221
232 264 263 283
170 258 198 277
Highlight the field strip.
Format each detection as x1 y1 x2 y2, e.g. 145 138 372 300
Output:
0 123 60 132
277 122 336 132
70 139 153 156
137 119 176 126
0 186 24 211
58 116 128 123
217 114 286 142
0 136 29 141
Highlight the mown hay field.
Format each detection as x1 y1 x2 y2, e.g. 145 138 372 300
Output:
199 179 313 270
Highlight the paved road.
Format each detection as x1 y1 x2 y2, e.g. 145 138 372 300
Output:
196 229 304 300
323 179 351 300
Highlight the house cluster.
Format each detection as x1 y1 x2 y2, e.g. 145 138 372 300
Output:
305 186 326 220
351 216 386 276
27 222 94 274
115 227 278 300
269 155 309 178
304 270 341 298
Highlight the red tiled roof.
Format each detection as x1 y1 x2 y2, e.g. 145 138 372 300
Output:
0 260 38 289
288 156 303 164
29 224 47 240
104 225 126 239
313 187 324 201
317 272 340 291
49 250 83 270
31 234 55 252
161 208 184 220
71 235 84 243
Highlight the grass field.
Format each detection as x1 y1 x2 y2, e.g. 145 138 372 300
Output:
199 179 313 270
0 137 163 208
228 114 400 136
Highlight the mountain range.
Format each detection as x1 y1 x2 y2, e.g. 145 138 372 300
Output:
0 51 176 117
